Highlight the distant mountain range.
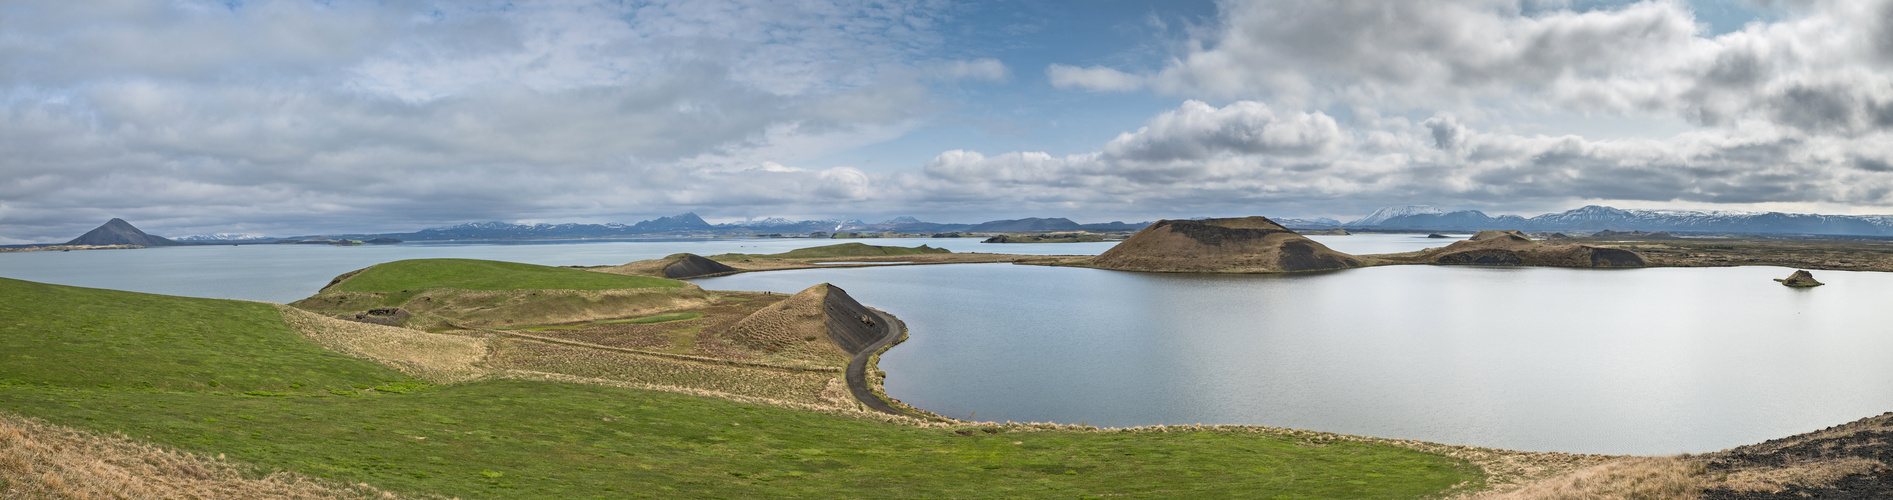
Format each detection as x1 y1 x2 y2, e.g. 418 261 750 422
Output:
1312 205 1893 236
85 204 1893 247
166 214 1156 243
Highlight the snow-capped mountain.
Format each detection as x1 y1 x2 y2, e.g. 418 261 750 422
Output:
1272 217 1344 228
1344 206 1444 226
1344 204 1893 236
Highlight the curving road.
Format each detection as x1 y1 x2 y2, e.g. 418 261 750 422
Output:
844 308 909 417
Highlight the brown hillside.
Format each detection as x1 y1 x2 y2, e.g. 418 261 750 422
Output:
1420 232 1646 268
0 412 384 499
1090 216 1361 273
1470 229 1529 241
663 253 739 278
720 283 888 363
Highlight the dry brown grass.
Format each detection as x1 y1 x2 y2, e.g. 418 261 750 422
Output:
720 285 840 357
484 338 846 407
0 412 398 500
1713 456 1883 494
1470 457 1705 500
274 305 490 384
293 286 717 331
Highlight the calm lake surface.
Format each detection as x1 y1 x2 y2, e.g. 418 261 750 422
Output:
0 233 1446 303
696 263 1893 455
16 232 1872 455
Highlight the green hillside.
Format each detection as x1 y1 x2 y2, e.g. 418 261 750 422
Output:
0 277 406 392
329 258 683 292
715 243 952 260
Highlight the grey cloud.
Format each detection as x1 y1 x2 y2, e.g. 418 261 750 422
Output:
1423 115 1466 150
0 0 971 242
1102 100 1341 161
1855 156 1893 172
1061 1 1893 137
914 98 1893 220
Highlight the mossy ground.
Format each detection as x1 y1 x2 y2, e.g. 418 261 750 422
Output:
2 381 1477 499
711 242 951 261
1 275 1483 499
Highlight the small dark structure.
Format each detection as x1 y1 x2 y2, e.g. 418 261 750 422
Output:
352 307 411 326
1775 270 1824 287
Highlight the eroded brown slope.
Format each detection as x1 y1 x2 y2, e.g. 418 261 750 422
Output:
1089 216 1360 273
1411 230 1647 268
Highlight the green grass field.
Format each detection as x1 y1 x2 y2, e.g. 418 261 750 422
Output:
0 276 1483 498
715 242 953 260
330 259 683 292
0 277 408 393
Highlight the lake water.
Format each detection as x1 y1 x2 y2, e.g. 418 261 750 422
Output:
19 232 1872 455
695 263 1893 455
0 233 1445 303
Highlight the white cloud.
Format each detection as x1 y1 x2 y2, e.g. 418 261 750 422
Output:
0 0 966 240
929 58 1010 82
1103 100 1342 160
910 99 1893 218
1045 64 1145 92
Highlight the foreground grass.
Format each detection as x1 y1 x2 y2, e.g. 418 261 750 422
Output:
0 381 1475 499
0 277 408 393
331 258 683 293
2 276 1481 498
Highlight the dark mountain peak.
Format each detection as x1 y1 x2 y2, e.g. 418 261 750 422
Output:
634 212 713 230
66 218 178 246
883 216 923 224
966 217 1083 232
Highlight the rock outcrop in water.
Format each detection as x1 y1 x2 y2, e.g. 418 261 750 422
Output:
1090 216 1360 273
65 219 177 247
1419 230 1646 268
1775 269 1824 287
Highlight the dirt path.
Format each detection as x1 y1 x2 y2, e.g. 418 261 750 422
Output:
845 308 908 417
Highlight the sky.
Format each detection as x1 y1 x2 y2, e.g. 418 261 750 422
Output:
3 0 1892 242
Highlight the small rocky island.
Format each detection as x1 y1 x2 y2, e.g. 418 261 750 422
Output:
1775 269 1824 287
1394 230 1646 268
1089 216 1360 273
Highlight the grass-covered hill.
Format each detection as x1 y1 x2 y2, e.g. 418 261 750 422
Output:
295 258 706 331
0 274 1491 499
714 242 953 260
0 277 409 393
325 258 683 292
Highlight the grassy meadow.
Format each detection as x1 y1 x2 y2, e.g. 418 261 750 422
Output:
712 242 952 260
0 269 1489 498
330 258 683 293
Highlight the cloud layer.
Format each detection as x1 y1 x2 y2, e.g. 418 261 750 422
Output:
976 0 1893 218
4 0 1893 242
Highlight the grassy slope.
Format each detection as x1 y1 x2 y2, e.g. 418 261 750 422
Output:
0 277 407 392
332 259 682 292
715 243 952 260
1 277 1480 499
2 382 1473 499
